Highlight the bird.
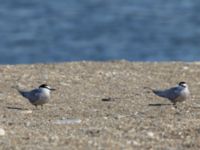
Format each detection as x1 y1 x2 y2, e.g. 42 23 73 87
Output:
16 84 56 109
146 82 190 107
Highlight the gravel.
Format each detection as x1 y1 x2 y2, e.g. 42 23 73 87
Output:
0 61 200 149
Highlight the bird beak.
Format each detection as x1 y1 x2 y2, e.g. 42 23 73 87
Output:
50 88 56 91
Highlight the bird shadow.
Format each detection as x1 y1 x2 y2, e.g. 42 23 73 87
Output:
148 103 172 107
6 106 28 110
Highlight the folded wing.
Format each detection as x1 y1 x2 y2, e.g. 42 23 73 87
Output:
153 87 181 100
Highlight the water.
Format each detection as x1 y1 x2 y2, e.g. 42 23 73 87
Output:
0 0 200 64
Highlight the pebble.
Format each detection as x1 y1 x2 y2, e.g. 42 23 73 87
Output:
25 122 31 127
49 135 59 142
0 128 5 136
147 131 154 138
20 110 33 114
132 140 140 146
49 135 59 146
182 66 189 70
53 118 81 125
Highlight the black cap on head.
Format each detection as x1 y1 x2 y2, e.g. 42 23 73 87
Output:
39 84 56 91
179 82 187 87
39 84 48 88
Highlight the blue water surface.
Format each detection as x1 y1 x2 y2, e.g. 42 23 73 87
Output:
0 0 200 64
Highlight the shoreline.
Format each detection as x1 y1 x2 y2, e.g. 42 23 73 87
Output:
1 60 200 66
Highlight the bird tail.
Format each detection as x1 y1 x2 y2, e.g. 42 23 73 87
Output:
144 87 166 98
152 90 167 98
18 90 28 97
12 85 28 98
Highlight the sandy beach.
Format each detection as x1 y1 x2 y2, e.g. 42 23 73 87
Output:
0 61 200 149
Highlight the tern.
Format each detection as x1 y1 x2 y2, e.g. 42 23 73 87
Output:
16 84 56 109
147 82 190 106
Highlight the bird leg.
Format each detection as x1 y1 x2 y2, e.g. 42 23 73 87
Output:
173 102 177 109
34 105 38 110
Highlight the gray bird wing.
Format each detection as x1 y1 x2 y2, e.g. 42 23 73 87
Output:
18 89 42 103
153 87 181 100
28 89 43 102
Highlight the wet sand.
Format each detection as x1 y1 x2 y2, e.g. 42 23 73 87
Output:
0 61 200 149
